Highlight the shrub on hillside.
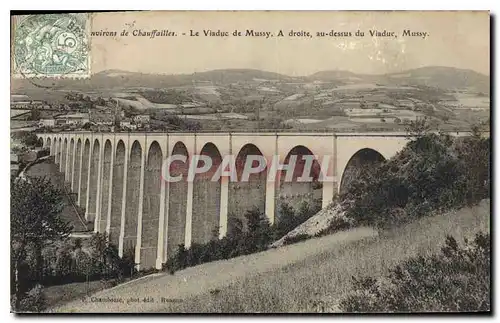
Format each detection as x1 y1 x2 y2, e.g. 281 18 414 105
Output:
165 209 274 273
165 203 319 273
14 284 47 313
11 131 40 148
283 233 311 245
20 233 136 288
339 231 490 312
341 130 490 228
274 201 321 240
319 214 353 236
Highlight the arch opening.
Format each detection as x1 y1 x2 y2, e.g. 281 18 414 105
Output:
80 139 90 207
228 144 267 236
339 148 385 195
36 137 44 148
60 139 68 175
277 145 322 222
166 142 189 259
140 141 163 268
109 140 125 247
72 139 82 194
192 142 222 244
87 139 100 221
56 138 62 164
67 139 75 184
98 140 112 233
123 141 142 255
46 138 52 154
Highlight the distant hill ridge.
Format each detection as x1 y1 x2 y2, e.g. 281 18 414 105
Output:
12 66 489 93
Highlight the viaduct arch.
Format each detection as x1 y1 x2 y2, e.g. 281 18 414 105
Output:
86 139 100 221
68 139 75 185
277 145 322 221
109 140 125 247
166 142 189 258
98 140 112 233
228 144 267 235
60 138 67 175
339 148 386 194
72 139 82 196
80 139 90 208
191 142 222 244
140 141 163 269
123 140 142 255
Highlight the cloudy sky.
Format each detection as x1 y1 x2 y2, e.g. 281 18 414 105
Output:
91 11 490 76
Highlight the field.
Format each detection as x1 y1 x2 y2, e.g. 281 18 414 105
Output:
50 199 489 313
11 67 490 133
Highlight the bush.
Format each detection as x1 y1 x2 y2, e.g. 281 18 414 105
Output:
16 284 46 313
21 234 137 288
339 232 490 312
164 202 322 273
283 234 311 245
319 215 352 236
166 204 322 273
274 201 320 240
341 131 490 229
11 131 40 148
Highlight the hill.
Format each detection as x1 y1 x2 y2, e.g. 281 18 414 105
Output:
11 68 298 93
384 66 490 93
12 66 489 93
308 66 489 93
49 199 489 313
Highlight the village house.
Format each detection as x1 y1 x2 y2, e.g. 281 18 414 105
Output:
38 118 56 127
90 112 115 126
10 101 31 109
120 119 132 128
55 112 90 126
133 114 151 124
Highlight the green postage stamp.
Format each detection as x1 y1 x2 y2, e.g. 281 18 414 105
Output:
12 13 91 79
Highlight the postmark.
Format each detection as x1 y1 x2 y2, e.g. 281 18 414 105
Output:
12 13 90 79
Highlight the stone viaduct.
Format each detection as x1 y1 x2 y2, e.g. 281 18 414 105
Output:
36 131 414 269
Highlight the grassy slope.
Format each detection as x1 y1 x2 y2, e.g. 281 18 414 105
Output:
44 281 113 308
162 199 490 313
50 200 489 313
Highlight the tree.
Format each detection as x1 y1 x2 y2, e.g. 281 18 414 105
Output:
11 177 72 310
13 131 39 148
29 109 41 121
405 117 432 138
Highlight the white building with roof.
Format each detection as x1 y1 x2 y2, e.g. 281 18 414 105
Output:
55 113 90 125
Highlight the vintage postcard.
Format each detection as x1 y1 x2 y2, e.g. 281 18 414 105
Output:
10 11 490 313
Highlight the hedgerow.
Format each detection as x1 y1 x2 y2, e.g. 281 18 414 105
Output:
165 201 319 273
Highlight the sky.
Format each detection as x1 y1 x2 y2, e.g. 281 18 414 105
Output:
90 11 490 76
